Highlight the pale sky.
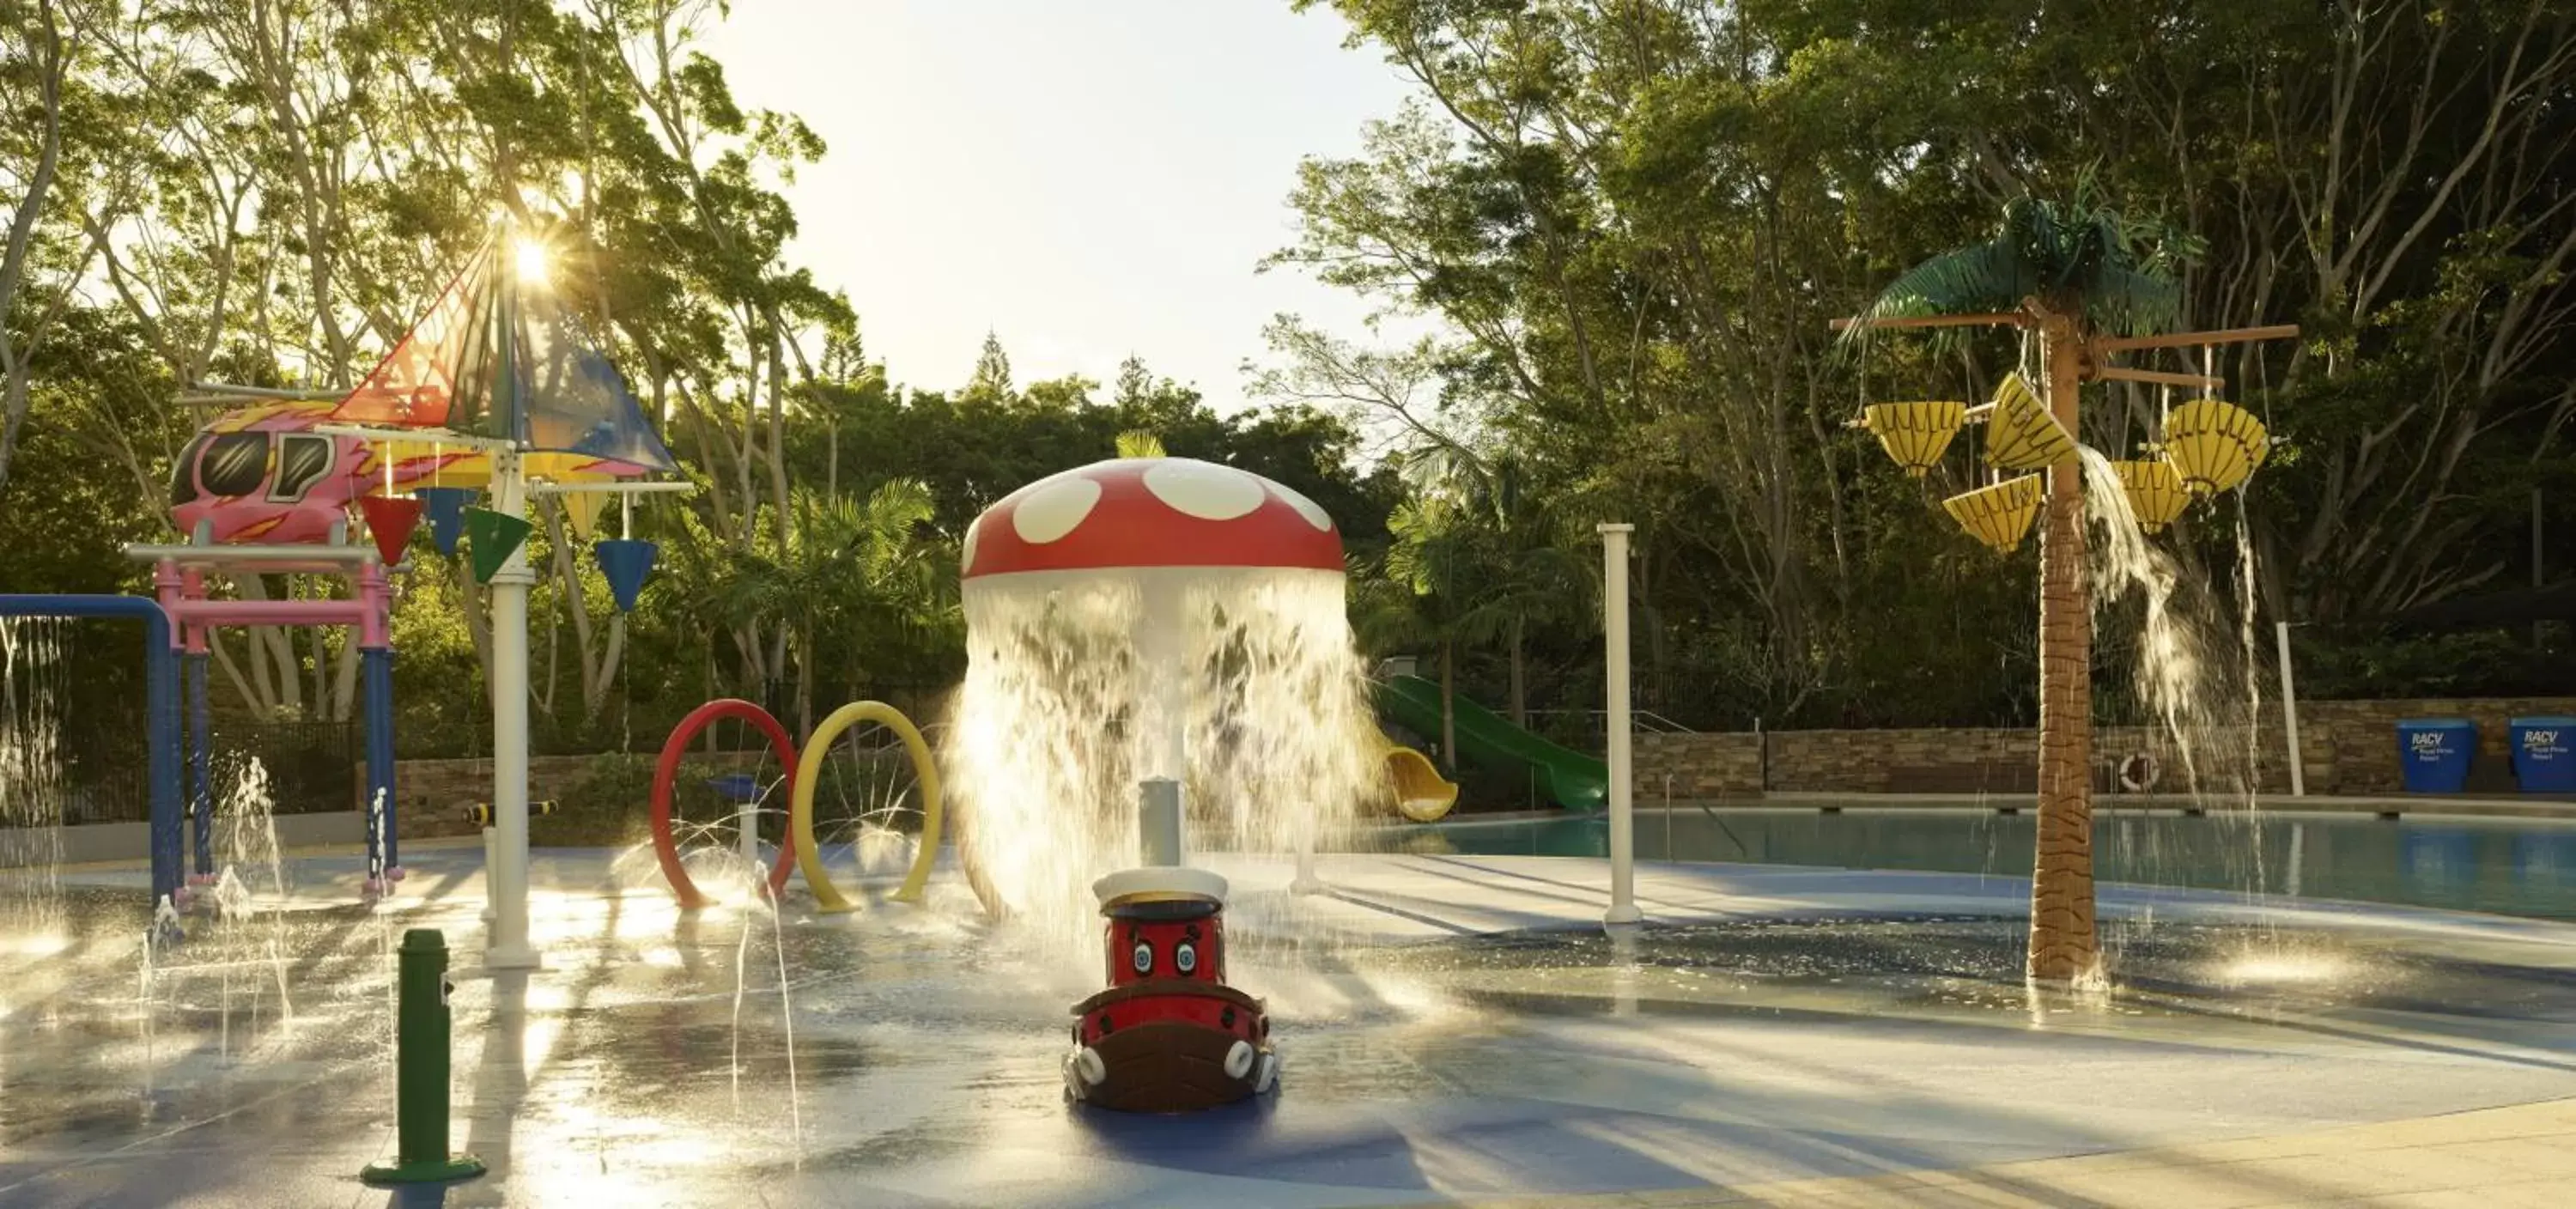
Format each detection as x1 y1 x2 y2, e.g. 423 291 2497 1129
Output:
699 1 1419 411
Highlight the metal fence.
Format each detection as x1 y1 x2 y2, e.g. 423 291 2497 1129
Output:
210 719 361 815
39 720 359 828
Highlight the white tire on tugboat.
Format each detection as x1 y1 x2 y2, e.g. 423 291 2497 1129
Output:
1255 1052 1279 1094
1074 1046 1107 1086
1223 1040 1256 1081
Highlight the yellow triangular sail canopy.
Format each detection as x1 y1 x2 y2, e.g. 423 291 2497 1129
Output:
560 490 607 540
1862 401 1967 477
2160 399 2267 495
1942 474 2044 552
1983 374 2076 471
2111 459 2190 533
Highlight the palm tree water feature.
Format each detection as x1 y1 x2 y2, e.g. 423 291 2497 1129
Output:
1842 193 2300 983
947 455 1378 1109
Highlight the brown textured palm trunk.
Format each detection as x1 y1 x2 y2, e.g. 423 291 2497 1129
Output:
2027 309 2097 982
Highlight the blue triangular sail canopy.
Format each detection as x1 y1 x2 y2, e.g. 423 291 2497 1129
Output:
512 281 679 473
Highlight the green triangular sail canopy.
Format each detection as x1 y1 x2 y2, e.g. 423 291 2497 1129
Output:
465 507 534 585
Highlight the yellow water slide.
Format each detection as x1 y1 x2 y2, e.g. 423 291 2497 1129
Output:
1381 739 1458 823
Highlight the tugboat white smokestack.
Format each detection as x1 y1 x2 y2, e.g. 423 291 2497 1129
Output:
1139 778 1182 867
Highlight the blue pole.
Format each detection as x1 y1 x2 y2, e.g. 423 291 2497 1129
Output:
185 649 213 884
362 646 398 875
150 647 179 908
0 595 182 911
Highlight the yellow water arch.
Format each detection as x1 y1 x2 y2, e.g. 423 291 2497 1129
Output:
789 701 945 913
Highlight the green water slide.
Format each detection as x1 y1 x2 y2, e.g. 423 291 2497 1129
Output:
1374 675 1607 811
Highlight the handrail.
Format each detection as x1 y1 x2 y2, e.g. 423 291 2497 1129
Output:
1523 707 1700 734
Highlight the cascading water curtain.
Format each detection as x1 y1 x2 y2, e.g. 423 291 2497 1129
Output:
0 618 69 933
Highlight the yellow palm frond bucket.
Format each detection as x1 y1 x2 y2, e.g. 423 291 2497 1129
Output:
2111 459 2190 533
1942 474 2044 553
2160 399 2268 495
1981 374 2076 471
1860 401 1967 477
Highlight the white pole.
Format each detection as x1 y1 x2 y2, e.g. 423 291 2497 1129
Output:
2275 620 2305 798
486 447 540 969
1600 523 1641 925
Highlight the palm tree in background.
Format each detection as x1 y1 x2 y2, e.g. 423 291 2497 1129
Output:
1858 188 2195 982
1359 493 1515 768
720 479 948 734
1449 453 1589 729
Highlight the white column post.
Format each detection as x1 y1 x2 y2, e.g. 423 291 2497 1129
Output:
1600 523 1641 925
2275 620 2305 799
486 448 540 969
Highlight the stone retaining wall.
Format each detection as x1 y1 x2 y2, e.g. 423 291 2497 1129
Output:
1637 697 2575 799
2299 698 2575 794
352 696 2571 835
371 750 779 839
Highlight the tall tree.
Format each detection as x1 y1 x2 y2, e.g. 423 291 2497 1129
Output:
963 329 1014 404
0 0 76 496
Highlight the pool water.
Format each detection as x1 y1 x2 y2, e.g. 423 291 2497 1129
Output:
1364 809 2576 921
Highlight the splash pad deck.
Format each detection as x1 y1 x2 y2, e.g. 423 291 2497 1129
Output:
3 847 2573 1207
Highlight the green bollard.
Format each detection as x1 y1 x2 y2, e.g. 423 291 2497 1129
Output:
361 928 487 1186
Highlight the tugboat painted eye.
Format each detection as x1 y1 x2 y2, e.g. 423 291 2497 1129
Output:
1176 942 1198 975
1131 940 1153 975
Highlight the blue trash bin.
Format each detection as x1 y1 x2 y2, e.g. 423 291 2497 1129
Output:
2396 719 2477 793
2509 716 2576 793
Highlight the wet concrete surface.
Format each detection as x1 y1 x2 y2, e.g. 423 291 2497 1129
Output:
2 848 2573 1206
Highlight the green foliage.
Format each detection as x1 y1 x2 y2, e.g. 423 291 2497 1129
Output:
535 752 657 847
5 0 2565 787
1274 0 2575 727
0 1 1400 770
2295 628 2576 702
1861 190 2196 337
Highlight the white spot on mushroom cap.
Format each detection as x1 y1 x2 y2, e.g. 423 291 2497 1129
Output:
1144 460 1263 521
1268 481 1334 532
1011 475 1103 544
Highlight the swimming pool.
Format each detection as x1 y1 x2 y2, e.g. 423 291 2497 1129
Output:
1361 808 2576 921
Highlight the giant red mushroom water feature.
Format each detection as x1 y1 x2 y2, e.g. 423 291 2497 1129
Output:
947 456 1375 1111
962 456 1346 785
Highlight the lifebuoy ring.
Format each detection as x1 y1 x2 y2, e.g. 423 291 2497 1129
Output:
2117 752 2160 793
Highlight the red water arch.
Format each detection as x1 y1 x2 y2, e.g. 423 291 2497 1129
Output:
652 698 799 908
